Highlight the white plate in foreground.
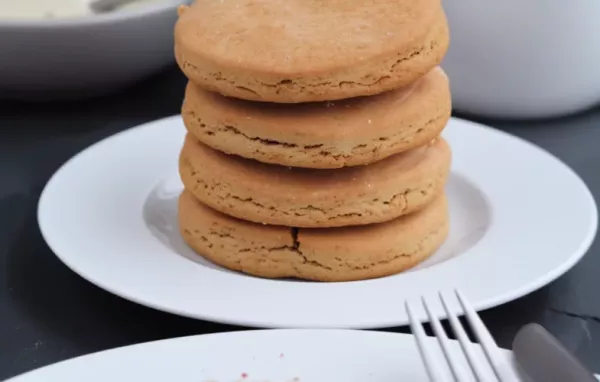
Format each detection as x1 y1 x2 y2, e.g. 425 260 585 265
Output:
8 329 523 382
38 116 597 328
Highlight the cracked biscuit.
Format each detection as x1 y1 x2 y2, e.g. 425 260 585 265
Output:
174 0 449 103
182 67 451 169
179 190 449 281
179 135 451 228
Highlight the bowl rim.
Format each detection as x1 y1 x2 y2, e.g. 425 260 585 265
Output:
0 0 185 28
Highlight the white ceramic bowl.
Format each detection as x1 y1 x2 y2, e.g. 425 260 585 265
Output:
0 1 183 100
442 0 600 119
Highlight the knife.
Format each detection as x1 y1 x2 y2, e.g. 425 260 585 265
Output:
512 323 596 382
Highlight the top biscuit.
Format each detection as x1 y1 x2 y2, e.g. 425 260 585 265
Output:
175 0 449 103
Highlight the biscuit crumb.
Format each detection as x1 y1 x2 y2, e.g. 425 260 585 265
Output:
177 4 189 16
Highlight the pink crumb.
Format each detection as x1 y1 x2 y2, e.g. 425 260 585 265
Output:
241 373 248 379
279 353 284 358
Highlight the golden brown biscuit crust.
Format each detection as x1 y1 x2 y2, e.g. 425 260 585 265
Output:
179 190 449 281
175 0 449 102
179 136 451 228
182 67 451 168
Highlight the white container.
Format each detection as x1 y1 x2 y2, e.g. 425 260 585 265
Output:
0 1 183 100
442 0 600 119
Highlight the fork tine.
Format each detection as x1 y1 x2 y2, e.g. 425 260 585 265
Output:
439 291 489 381
405 301 450 382
455 290 515 381
422 296 471 382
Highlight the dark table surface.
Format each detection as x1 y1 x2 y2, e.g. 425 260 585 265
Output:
1 66 599 380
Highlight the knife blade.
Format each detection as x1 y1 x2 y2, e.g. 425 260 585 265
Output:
512 323 596 382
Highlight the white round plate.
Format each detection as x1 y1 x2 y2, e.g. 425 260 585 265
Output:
7 329 521 382
38 116 597 328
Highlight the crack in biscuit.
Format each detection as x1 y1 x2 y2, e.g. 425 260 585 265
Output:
221 124 323 150
181 39 431 96
180 190 449 281
182 151 447 228
288 227 332 270
228 194 266 209
186 222 445 275
200 227 335 270
340 226 444 271
201 67 394 91
188 172 438 225
183 107 448 168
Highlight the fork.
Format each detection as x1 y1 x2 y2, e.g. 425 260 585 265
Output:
405 290 517 382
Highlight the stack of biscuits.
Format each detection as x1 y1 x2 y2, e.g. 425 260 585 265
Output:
174 0 452 282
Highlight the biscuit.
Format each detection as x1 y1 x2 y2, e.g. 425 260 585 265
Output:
179 135 451 228
175 0 449 103
182 68 451 169
179 190 449 282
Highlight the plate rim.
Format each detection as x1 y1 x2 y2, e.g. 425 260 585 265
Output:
5 328 511 382
37 115 598 328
